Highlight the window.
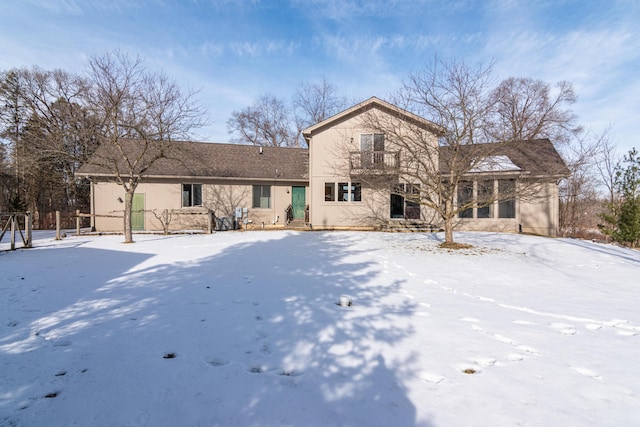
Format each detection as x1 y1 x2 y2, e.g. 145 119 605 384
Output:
405 184 420 219
324 182 335 201
360 133 385 151
252 185 271 208
351 182 361 202
338 182 349 202
457 181 473 218
392 183 421 219
182 184 202 207
360 134 385 167
337 182 361 202
498 180 516 218
477 180 493 219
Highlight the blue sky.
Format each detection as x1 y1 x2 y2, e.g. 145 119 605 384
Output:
1 0 638 153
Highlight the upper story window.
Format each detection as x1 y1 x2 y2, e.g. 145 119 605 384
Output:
182 184 202 207
360 134 385 168
360 134 385 152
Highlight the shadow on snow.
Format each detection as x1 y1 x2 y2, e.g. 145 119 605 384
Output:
1 232 435 426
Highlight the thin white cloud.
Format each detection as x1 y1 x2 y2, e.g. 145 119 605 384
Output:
199 41 225 57
226 39 299 57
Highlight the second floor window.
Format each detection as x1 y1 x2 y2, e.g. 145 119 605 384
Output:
360 133 385 152
361 134 385 168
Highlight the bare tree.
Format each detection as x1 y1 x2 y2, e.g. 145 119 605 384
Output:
293 78 347 146
488 77 582 146
558 130 609 237
594 128 620 206
361 58 573 246
364 59 495 245
83 51 206 243
227 94 296 147
150 208 172 235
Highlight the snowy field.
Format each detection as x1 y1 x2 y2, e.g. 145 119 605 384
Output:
1 230 639 426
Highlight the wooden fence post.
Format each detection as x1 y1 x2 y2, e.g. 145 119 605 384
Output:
207 210 214 234
25 211 32 248
55 211 61 240
10 214 16 251
76 209 80 236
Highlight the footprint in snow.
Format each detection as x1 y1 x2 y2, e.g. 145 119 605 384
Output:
512 320 539 326
550 323 578 335
611 322 640 336
493 334 518 345
248 365 267 374
277 369 304 377
206 357 230 367
419 372 445 384
572 366 603 380
472 356 497 367
259 343 272 355
470 324 485 332
507 353 525 362
516 345 542 355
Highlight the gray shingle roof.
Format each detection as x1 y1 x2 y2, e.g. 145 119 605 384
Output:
439 138 570 177
77 140 309 181
78 138 567 182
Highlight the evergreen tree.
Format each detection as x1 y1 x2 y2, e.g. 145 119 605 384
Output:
602 148 640 247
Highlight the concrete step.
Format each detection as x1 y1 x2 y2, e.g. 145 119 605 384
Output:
286 220 308 229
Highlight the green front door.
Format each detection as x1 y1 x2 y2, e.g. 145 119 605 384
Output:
132 193 145 231
292 186 306 220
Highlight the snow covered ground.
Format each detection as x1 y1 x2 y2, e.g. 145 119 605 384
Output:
1 230 639 426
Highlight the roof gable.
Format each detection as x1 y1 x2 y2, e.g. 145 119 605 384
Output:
302 96 445 139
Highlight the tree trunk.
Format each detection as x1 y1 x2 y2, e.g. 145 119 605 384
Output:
443 199 455 244
444 217 454 244
123 185 136 243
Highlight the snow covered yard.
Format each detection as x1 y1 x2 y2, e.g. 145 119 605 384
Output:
1 230 639 426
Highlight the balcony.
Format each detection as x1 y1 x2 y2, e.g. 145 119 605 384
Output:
349 151 400 175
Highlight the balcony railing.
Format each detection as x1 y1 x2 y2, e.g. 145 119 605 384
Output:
349 151 400 174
